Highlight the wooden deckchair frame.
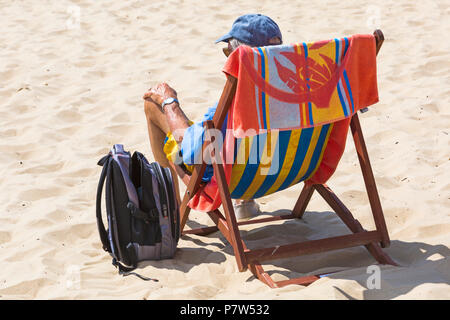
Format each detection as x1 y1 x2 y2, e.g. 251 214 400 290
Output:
171 29 397 288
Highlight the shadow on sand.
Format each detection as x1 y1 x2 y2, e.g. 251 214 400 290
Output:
174 209 450 299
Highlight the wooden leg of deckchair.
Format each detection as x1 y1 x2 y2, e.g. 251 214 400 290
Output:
206 210 278 287
241 183 396 288
248 261 335 288
169 162 220 236
179 162 207 235
248 262 278 288
275 275 322 287
179 192 192 235
182 225 219 236
244 230 384 288
206 209 273 285
314 184 397 266
212 161 247 272
184 211 297 237
292 182 315 219
206 210 232 243
206 209 278 287
351 113 390 248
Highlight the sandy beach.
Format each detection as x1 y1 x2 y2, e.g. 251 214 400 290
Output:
0 0 449 299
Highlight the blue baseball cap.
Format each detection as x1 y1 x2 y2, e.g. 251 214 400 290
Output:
215 14 282 47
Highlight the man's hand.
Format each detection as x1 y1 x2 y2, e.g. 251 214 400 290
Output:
143 83 178 106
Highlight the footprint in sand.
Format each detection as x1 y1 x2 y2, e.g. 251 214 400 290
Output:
0 231 12 245
20 162 64 175
110 112 131 123
18 187 66 202
56 109 83 122
0 278 54 298
46 209 70 223
57 125 80 136
0 129 17 138
47 223 94 243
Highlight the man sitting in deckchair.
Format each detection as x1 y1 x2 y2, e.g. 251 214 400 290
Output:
143 14 282 219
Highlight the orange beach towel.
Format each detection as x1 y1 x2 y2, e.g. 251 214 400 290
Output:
188 34 379 212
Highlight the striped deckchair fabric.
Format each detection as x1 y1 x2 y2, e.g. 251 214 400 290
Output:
186 34 379 212
229 123 334 199
221 34 379 201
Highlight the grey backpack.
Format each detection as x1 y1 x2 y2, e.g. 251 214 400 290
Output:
96 144 179 280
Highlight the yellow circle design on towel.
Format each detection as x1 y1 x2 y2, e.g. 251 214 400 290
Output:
163 121 195 174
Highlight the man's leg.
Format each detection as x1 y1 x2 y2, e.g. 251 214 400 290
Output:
143 99 182 205
144 93 260 219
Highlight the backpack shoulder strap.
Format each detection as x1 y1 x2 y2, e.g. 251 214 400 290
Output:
96 154 112 252
112 258 157 282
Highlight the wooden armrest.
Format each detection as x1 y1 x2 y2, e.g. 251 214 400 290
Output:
373 29 384 55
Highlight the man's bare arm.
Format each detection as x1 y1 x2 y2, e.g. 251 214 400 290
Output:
143 83 191 142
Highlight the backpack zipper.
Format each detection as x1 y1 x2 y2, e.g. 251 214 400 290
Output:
160 166 176 239
150 162 168 217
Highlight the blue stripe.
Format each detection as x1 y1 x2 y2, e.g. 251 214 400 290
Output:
335 38 348 118
334 38 339 63
233 138 241 164
296 124 331 182
303 43 314 125
344 37 349 56
261 91 267 129
257 48 267 129
337 82 349 117
278 127 314 191
230 133 268 199
253 52 263 129
334 38 349 117
251 130 291 198
343 70 355 113
308 102 313 125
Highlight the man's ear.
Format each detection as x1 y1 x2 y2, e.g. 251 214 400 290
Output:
268 37 282 45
